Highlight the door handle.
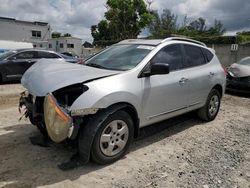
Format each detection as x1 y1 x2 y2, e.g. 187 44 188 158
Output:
179 77 188 84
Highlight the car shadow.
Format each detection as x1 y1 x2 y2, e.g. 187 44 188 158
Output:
0 80 20 85
0 112 202 187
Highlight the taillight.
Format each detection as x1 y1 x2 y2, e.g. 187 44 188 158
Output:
221 64 228 76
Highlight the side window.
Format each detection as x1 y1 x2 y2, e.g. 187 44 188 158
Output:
49 53 61 58
183 45 206 68
151 44 183 71
37 51 50 58
37 51 61 58
14 51 36 59
202 48 214 62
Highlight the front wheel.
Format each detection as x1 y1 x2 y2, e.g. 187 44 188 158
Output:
198 89 221 121
90 110 134 164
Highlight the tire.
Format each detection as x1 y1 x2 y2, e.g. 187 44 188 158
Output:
28 114 36 125
198 89 221 121
90 110 134 164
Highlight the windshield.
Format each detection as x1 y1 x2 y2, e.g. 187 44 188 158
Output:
0 51 16 61
238 57 250 66
85 44 154 71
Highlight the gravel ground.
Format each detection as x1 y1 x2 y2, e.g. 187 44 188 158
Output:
0 93 249 188
0 83 24 107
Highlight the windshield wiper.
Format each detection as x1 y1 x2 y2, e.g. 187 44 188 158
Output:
86 63 106 69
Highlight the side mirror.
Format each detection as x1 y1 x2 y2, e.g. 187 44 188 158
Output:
150 63 170 75
139 63 170 78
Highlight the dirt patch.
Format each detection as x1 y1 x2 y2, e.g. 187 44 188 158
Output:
0 84 25 107
0 94 249 188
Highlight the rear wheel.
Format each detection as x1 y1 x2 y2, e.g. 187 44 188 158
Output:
198 89 221 121
90 110 134 164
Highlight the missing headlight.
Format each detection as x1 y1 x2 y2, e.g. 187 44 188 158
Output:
53 83 88 107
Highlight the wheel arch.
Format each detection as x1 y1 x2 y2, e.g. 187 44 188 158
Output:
212 84 223 98
104 102 140 138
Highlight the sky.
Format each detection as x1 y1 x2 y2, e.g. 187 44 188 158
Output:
0 0 250 42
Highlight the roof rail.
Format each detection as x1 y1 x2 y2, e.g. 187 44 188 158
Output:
161 37 206 47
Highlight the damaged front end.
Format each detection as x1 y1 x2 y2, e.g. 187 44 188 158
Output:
19 83 98 143
44 94 72 142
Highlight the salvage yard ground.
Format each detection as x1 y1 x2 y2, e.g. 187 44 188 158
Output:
0 87 249 188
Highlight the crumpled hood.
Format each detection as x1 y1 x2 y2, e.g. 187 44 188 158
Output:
228 63 250 77
21 59 120 96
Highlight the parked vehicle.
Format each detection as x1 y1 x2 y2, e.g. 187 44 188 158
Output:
20 37 226 169
0 49 77 82
0 48 9 54
226 57 250 93
61 51 79 58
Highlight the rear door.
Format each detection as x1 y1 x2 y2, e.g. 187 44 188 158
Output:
182 44 213 109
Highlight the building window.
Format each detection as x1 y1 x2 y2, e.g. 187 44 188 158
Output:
60 43 64 48
40 44 43 48
31 30 41 38
67 44 74 48
49 44 52 48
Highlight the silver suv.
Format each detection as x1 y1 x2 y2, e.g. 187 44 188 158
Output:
20 37 226 168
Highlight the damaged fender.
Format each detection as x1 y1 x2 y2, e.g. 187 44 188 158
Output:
78 103 132 164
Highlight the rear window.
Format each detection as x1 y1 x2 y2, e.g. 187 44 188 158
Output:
183 44 206 68
238 58 250 66
202 48 214 62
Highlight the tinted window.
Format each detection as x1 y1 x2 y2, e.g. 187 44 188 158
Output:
202 48 214 62
183 45 206 68
14 51 36 59
151 44 183 71
37 51 61 58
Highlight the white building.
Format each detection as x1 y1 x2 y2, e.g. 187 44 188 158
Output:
48 37 82 56
0 17 51 49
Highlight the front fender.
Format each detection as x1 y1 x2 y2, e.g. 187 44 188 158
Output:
70 91 140 115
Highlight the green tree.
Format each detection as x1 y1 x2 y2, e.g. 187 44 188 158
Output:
91 0 152 46
236 30 250 42
188 17 207 32
149 9 178 38
206 19 226 36
52 32 61 38
63 33 72 37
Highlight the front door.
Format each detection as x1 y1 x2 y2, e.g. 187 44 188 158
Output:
141 44 189 126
